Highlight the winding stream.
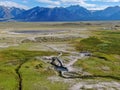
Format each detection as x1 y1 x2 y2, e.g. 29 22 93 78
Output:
45 45 83 77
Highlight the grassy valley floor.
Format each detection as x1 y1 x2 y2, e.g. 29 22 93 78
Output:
0 22 120 90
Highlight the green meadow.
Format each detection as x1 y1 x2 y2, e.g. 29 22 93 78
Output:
0 22 120 90
74 30 120 80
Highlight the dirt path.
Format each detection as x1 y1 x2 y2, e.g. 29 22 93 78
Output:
65 56 82 71
69 81 120 90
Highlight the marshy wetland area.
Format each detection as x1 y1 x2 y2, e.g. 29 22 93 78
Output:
0 22 120 90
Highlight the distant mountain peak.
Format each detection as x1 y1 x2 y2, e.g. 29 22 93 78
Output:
69 5 82 7
67 5 85 9
105 6 120 10
0 5 25 20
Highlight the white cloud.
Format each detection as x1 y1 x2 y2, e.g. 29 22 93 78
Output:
61 0 96 7
37 0 60 5
37 0 96 9
88 5 108 10
22 0 28 3
91 0 120 2
36 0 120 10
86 0 120 10
0 1 29 9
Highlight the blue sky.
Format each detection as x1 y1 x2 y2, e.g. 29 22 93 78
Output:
0 0 120 10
